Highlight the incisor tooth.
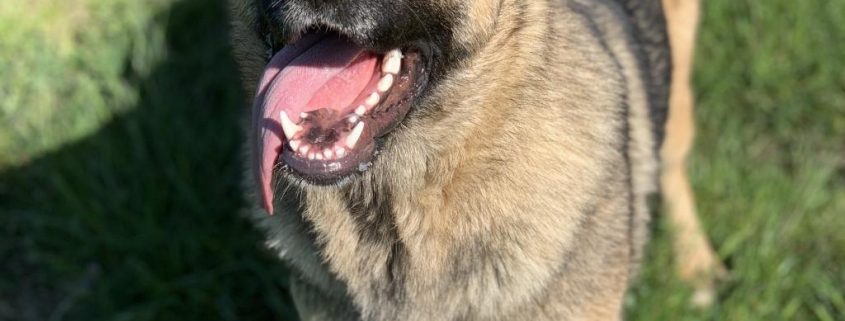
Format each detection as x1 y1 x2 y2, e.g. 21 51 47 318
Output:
279 111 303 139
377 74 394 92
315 152 324 160
323 149 333 159
366 93 380 106
336 148 347 157
346 122 365 149
299 144 311 155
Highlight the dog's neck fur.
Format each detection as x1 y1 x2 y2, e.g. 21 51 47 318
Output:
251 0 662 320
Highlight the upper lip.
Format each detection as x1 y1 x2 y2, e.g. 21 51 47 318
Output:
275 25 384 56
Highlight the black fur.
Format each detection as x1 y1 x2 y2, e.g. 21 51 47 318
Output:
342 184 407 302
612 0 672 148
343 184 397 245
254 0 469 78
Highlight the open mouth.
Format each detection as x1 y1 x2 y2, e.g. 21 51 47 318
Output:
252 31 431 213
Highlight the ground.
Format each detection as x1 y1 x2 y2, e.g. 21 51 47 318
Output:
0 0 843 320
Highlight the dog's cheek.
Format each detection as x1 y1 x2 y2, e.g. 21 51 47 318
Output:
228 0 271 96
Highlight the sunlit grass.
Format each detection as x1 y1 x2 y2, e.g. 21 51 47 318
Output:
0 0 168 167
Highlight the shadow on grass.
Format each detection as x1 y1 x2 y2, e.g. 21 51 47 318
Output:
0 0 298 319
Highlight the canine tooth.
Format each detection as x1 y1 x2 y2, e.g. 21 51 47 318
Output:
323 149 333 159
346 122 365 148
378 74 394 92
355 105 366 116
336 148 347 157
382 55 401 74
366 93 380 106
289 139 301 150
279 111 303 139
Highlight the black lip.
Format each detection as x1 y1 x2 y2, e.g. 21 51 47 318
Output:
276 41 436 185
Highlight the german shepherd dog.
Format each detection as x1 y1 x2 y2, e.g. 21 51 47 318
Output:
228 0 723 319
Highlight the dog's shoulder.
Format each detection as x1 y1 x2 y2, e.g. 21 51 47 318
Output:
612 0 672 145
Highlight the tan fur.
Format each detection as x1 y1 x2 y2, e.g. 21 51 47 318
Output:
228 0 714 319
660 0 726 307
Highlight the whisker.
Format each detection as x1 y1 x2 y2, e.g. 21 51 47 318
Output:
400 2 435 43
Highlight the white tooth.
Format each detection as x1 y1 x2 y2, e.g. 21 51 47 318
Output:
381 58 402 74
346 122 365 149
366 93 380 106
381 50 402 74
323 149 333 159
308 152 316 160
387 49 403 59
355 105 366 116
316 152 324 160
348 115 359 124
279 111 303 139
377 74 394 92
289 139 301 150
336 148 347 157
299 144 311 155
300 112 310 120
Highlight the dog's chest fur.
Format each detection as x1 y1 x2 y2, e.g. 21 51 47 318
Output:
246 0 669 320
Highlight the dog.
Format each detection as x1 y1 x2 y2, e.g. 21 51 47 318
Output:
228 0 723 319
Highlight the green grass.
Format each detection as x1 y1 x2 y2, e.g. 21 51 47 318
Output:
0 0 843 320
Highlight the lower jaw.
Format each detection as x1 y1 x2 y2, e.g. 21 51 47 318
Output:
278 47 432 184
281 140 377 184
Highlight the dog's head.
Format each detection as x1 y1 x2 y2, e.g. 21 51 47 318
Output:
229 0 504 213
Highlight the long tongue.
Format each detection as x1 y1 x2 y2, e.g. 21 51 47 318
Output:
253 35 379 214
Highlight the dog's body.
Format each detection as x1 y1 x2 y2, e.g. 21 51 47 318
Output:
229 0 722 319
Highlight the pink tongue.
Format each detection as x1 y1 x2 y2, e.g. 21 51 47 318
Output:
253 35 379 214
